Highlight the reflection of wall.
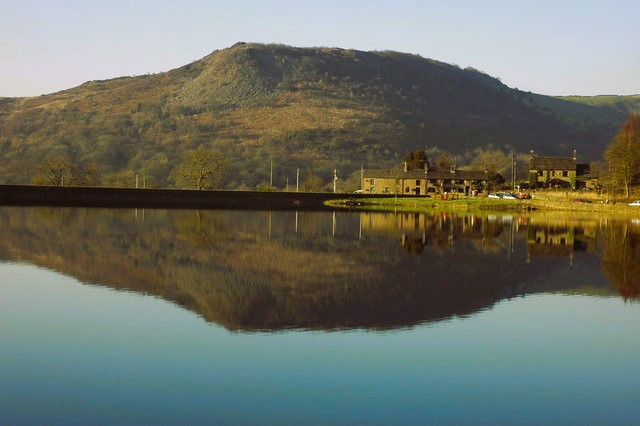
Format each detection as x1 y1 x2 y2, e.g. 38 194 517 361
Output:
527 219 597 262
361 211 509 254
528 227 574 257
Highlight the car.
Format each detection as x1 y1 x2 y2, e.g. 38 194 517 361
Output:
629 200 640 206
488 192 517 200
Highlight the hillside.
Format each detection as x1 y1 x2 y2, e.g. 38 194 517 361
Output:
0 42 637 190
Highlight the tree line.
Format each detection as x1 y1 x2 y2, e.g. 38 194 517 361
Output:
30 113 640 196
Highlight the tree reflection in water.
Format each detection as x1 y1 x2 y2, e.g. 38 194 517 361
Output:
0 207 636 331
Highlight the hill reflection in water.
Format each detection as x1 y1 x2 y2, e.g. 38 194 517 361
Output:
0 207 637 331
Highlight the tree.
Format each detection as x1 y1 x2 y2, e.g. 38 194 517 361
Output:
486 171 505 191
33 156 100 187
301 174 324 192
33 156 73 186
466 147 518 178
528 171 539 189
175 146 227 190
605 113 640 198
436 151 454 171
404 150 429 170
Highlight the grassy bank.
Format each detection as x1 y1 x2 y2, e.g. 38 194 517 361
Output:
328 192 640 217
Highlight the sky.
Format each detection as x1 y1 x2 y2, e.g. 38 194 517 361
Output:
1 0 639 98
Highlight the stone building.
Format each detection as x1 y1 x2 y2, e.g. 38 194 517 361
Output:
529 150 598 189
362 164 489 196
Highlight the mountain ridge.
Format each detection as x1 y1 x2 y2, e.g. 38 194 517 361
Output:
1 42 638 189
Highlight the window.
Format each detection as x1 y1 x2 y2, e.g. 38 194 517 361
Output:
537 171 543 176
370 178 376 185
415 180 421 185
562 171 569 177
370 187 375 194
405 187 410 193
384 187 390 193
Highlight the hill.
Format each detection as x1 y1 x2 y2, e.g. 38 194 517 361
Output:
0 42 637 189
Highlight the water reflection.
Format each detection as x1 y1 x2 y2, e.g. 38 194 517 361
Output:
0 207 637 331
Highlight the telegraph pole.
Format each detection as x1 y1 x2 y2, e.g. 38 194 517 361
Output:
511 151 516 191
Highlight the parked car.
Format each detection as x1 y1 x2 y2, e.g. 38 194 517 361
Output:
488 192 517 200
629 200 640 206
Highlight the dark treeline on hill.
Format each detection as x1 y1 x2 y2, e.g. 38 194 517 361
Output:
1 42 638 190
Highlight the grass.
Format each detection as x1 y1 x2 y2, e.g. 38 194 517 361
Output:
327 192 640 217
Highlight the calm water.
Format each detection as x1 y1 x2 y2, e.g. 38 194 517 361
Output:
1 207 639 425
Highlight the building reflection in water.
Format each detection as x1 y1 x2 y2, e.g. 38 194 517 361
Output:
526 217 598 267
359 211 517 256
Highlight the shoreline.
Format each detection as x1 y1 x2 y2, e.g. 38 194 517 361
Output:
326 194 640 217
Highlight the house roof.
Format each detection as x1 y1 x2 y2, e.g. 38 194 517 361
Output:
531 156 576 170
364 168 488 181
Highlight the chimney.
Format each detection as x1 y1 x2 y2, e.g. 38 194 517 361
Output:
403 161 408 172
530 150 536 168
450 164 455 173
424 163 429 174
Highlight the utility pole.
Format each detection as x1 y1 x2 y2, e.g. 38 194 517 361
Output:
269 156 273 190
511 151 516 191
296 168 299 192
333 169 338 193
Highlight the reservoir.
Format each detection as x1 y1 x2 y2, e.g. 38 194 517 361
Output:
1 207 639 424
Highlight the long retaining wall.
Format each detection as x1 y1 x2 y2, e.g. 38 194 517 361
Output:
0 185 404 211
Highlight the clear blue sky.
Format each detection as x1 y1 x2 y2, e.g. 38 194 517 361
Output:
2 0 639 97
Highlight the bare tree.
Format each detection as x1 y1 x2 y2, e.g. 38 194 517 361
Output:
34 156 73 186
33 156 100 187
605 113 640 198
175 146 227 190
301 174 324 192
